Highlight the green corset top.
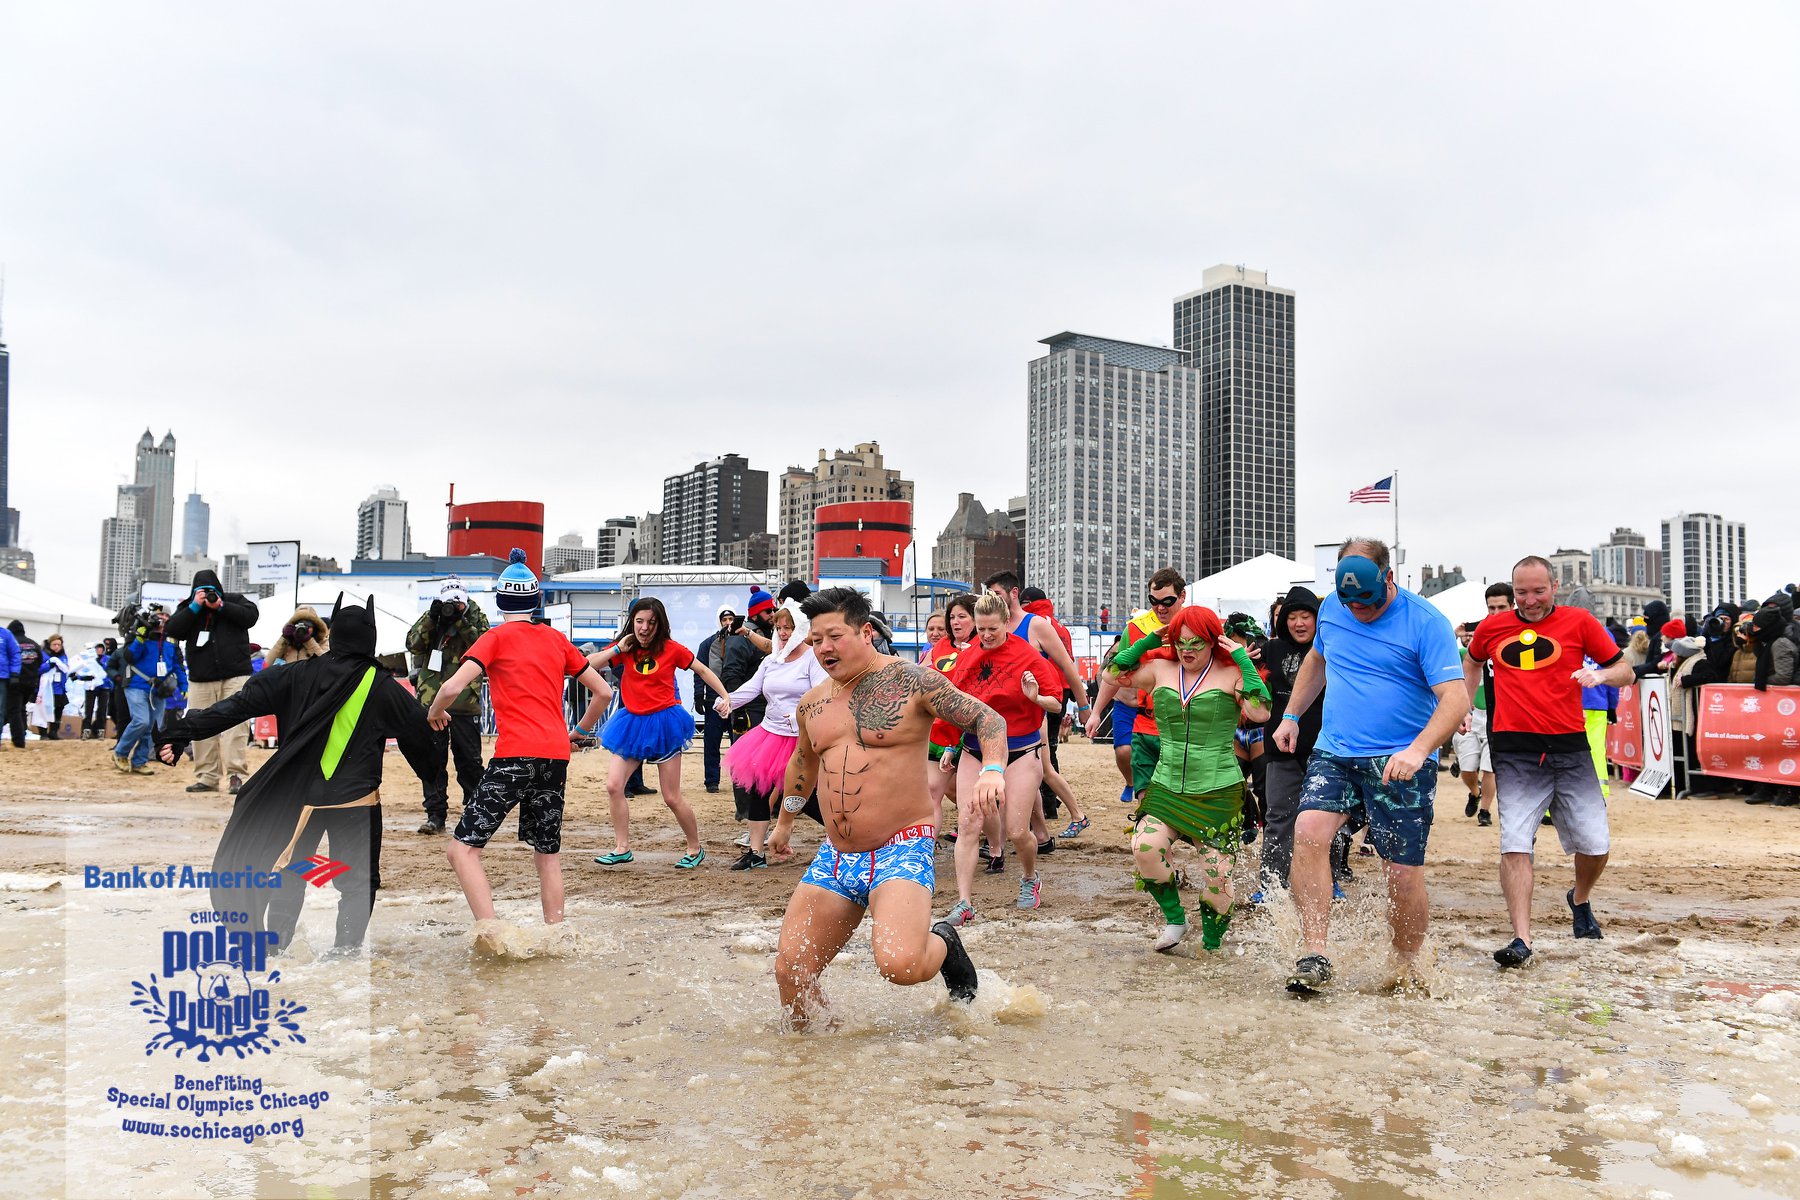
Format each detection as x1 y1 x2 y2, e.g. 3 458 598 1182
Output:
1149 686 1243 796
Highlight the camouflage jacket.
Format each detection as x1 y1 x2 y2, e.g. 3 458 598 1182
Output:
406 604 490 715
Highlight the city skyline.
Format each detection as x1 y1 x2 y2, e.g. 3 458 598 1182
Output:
3 6 1795 603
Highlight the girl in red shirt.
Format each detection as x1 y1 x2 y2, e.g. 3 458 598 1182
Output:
939 593 1062 924
586 597 731 869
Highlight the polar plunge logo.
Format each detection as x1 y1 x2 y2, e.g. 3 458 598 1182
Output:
131 925 307 1061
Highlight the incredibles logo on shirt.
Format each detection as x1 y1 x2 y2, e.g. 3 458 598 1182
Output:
934 651 959 674
1497 628 1563 671
633 655 659 675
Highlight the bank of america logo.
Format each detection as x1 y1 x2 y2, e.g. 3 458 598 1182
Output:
288 856 350 887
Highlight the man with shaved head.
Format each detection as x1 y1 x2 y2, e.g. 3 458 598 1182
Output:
1467 555 1634 968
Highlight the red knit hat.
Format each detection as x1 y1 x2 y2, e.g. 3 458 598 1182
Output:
1659 618 1685 640
747 586 776 619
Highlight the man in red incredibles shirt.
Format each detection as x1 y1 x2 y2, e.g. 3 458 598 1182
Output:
1466 555 1635 968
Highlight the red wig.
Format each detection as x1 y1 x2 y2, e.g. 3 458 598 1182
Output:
1141 606 1230 666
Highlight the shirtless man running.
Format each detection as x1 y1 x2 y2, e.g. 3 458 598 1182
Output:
769 587 1007 1029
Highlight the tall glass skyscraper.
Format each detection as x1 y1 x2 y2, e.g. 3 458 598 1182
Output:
0 332 16 546
1026 267 1296 621
133 430 177 575
1174 265 1296 578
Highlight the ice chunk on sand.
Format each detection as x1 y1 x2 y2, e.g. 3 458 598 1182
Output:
1656 1130 1711 1168
1751 990 1798 1018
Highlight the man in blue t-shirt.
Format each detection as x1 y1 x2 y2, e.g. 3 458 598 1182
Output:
1271 538 1468 993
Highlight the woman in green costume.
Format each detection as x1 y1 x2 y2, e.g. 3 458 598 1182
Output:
1106 605 1271 953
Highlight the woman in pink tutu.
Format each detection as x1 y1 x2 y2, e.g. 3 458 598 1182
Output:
716 601 827 871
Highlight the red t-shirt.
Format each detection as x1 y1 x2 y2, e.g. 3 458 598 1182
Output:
948 633 1050 740
1468 605 1622 753
927 638 967 748
614 639 696 714
464 621 591 761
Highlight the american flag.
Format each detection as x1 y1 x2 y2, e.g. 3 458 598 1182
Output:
1348 476 1393 504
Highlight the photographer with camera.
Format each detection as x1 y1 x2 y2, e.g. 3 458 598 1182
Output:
164 569 261 794
406 576 490 834
112 607 186 775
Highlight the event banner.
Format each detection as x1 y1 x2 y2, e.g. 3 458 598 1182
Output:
1695 684 1800 785
1629 675 1673 798
1605 683 1643 770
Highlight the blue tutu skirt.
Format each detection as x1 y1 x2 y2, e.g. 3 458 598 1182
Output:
601 704 696 764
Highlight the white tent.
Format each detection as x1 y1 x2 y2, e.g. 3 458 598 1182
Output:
1187 553 1316 628
249 583 418 658
1427 578 1492 627
0 574 120 649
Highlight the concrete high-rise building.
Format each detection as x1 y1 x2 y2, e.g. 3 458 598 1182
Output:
543 532 597 577
133 430 178 575
1592 527 1662 591
721 532 778 571
0 326 17 546
355 486 412 561
1174 265 1296 577
0 548 35 583
171 552 218 587
1548 548 1591 590
662 454 767 566
778 443 913 583
1026 332 1202 625
595 517 639 569
1006 495 1027 581
933 494 1021 590
183 492 210 557
634 513 662 565
1663 512 1747 618
98 488 149 610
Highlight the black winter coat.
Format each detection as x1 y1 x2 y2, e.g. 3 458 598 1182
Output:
164 569 261 681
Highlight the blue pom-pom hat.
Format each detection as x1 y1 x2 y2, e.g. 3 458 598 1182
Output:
496 546 542 613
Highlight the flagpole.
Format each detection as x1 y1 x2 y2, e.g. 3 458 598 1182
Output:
1392 469 1401 586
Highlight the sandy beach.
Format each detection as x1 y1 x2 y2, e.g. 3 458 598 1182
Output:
4 734 1799 1199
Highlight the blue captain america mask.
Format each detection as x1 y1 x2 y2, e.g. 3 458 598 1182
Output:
1334 556 1388 606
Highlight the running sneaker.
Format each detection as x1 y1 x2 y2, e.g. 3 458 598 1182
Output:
984 852 1005 875
932 920 978 1002
1477 810 1493 828
1493 937 1534 968
734 830 751 848
1331 882 1347 902
1567 889 1603 940
727 850 767 872
1286 954 1334 994
1016 875 1041 909
1464 794 1479 818
943 899 976 927
1153 922 1188 952
1059 816 1090 839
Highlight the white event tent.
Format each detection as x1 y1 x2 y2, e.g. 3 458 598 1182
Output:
0 574 120 649
1187 553 1317 628
1426 579 1493 627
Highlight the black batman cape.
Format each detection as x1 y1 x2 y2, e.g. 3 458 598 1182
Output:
157 595 437 932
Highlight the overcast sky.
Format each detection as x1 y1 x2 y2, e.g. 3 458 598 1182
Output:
4 3 1796 608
